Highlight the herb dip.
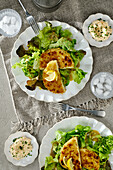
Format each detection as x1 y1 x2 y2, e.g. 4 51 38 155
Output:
88 19 112 41
10 137 32 160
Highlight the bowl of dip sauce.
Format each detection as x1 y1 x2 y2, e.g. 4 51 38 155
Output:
83 13 113 47
4 131 39 166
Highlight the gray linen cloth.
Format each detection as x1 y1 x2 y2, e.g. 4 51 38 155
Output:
0 0 113 134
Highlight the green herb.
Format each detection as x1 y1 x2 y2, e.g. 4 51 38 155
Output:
27 153 32 156
13 138 17 142
98 18 102 21
19 146 23 150
25 141 27 144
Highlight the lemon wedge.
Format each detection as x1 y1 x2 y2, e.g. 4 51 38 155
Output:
63 156 68 167
67 158 74 170
45 70 58 81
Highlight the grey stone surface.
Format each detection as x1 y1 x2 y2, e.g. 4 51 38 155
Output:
0 0 113 170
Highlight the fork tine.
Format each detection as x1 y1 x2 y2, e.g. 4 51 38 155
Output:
17 0 40 34
27 16 39 35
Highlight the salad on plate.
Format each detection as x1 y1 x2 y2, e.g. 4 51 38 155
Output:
12 21 87 94
42 125 113 170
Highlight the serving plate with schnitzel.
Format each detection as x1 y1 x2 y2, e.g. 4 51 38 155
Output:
11 21 93 102
39 116 113 169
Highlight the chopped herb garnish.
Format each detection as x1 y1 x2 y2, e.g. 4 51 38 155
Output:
98 18 102 21
19 146 23 150
25 141 27 144
28 153 32 156
13 138 17 142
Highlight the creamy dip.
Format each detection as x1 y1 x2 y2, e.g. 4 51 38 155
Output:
10 137 32 160
88 19 112 41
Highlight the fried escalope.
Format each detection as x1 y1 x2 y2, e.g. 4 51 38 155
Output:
40 48 74 70
60 137 82 170
43 60 66 94
80 148 100 170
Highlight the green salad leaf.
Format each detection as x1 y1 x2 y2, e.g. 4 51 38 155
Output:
44 156 64 170
60 29 72 38
71 68 87 84
88 135 113 166
49 37 76 52
60 69 71 86
12 51 40 79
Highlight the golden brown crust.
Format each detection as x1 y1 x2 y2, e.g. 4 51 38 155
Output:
80 148 100 170
43 60 66 94
40 48 74 70
60 137 82 170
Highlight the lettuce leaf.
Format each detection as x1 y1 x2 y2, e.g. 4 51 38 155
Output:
12 51 40 79
71 68 87 84
89 136 113 166
60 69 71 86
44 156 64 170
60 29 72 38
70 50 86 68
49 37 76 52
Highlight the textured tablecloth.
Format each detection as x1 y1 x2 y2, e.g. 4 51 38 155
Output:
1 0 113 169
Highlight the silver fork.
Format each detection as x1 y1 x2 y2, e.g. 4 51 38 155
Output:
49 103 106 117
17 0 40 35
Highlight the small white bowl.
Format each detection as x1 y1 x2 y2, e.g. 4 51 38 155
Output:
4 131 39 166
90 72 113 99
82 13 113 48
0 9 22 37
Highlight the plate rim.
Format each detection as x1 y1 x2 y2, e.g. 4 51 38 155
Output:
38 116 113 169
11 20 93 102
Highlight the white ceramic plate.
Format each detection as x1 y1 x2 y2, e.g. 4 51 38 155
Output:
11 21 93 102
39 116 113 169
82 13 113 48
4 131 39 166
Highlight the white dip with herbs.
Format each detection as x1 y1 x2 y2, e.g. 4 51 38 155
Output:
88 19 112 41
10 137 32 160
